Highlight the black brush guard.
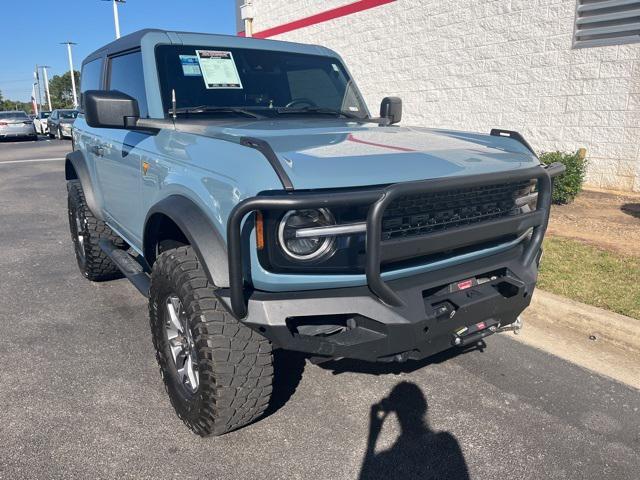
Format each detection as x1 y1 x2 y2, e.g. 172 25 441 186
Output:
226 163 566 319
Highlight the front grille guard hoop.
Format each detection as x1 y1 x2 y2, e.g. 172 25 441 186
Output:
227 163 565 318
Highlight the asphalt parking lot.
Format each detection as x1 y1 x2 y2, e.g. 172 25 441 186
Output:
0 139 639 480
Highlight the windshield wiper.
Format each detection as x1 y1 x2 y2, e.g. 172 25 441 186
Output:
275 106 378 123
170 106 264 119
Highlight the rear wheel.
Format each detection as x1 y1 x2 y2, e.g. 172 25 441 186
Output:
67 180 125 281
149 246 274 436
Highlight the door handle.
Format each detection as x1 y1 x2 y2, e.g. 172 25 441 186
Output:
91 145 105 157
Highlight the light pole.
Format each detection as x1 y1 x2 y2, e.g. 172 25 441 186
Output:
102 0 125 39
40 66 53 111
34 66 43 112
61 42 78 108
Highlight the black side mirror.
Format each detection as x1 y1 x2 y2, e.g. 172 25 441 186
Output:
380 97 402 125
84 90 139 129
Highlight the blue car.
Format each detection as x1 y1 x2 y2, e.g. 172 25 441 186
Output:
65 29 563 436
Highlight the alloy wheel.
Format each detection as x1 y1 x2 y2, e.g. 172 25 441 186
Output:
73 209 86 264
164 295 199 393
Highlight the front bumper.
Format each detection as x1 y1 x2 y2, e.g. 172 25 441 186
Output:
222 162 565 361
220 246 538 362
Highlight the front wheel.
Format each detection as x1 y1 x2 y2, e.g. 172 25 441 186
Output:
149 246 274 436
67 180 125 281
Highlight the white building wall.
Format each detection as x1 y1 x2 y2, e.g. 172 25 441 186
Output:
246 0 640 192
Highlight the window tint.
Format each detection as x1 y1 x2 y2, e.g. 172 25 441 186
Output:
155 45 367 117
60 110 79 119
287 69 342 109
108 51 148 117
80 58 104 109
0 112 28 120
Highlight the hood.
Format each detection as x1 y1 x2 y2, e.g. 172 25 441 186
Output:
175 119 539 190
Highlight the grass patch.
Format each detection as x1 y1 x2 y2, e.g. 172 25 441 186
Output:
538 237 640 319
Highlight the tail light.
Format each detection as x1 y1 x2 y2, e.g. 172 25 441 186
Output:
0 122 7 126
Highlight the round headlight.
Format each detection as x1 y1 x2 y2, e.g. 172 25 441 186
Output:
277 209 335 261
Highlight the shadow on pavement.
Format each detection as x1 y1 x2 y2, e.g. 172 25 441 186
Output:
358 381 470 480
261 349 306 419
621 203 640 219
318 341 485 376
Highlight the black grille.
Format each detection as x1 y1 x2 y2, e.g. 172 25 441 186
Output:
382 180 532 240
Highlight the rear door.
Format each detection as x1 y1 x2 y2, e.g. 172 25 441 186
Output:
95 50 150 245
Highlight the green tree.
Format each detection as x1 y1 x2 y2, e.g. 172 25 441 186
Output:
48 70 80 109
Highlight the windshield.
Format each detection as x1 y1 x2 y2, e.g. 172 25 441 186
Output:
0 111 29 120
59 110 78 119
155 45 368 118
41 112 51 118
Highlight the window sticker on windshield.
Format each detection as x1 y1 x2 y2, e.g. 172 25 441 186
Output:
196 50 243 89
179 55 202 76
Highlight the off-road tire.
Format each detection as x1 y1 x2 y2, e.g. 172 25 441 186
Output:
67 180 125 281
149 246 273 436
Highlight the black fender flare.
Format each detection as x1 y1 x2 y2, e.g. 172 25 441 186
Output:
144 196 229 288
65 150 104 220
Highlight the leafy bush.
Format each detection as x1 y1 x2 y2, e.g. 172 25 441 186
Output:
539 150 587 204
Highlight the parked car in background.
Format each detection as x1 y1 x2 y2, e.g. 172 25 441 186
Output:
33 111 51 134
0 111 37 141
48 109 78 139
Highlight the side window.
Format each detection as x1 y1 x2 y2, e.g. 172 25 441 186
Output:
108 51 148 118
80 58 104 110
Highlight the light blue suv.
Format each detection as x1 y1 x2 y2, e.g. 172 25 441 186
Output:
65 29 563 436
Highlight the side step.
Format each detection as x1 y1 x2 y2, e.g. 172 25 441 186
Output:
99 239 150 297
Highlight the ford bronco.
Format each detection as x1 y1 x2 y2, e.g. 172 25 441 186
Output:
65 29 564 436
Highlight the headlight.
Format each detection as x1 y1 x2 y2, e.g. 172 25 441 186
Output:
277 209 336 261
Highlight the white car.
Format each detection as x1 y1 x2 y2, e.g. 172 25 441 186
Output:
33 111 51 134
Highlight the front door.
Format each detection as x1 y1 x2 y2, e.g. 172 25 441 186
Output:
94 49 151 248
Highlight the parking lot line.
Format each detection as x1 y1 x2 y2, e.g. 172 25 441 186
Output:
0 157 66 165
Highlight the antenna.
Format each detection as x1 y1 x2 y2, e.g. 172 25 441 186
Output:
171 89 177 120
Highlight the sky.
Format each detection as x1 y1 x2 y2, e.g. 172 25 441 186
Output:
0 0 237 101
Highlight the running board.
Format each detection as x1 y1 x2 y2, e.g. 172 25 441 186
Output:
99 239 150 297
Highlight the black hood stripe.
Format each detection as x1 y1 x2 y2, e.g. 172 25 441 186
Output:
240 136 294 191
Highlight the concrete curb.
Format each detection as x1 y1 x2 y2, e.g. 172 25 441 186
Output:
526 290 640 353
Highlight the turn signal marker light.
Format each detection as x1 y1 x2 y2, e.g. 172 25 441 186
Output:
256 211 265 250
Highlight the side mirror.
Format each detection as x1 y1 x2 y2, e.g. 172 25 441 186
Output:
380 97 402 125
84 90 139 129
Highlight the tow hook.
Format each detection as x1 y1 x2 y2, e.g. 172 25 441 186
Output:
493 316 523 335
